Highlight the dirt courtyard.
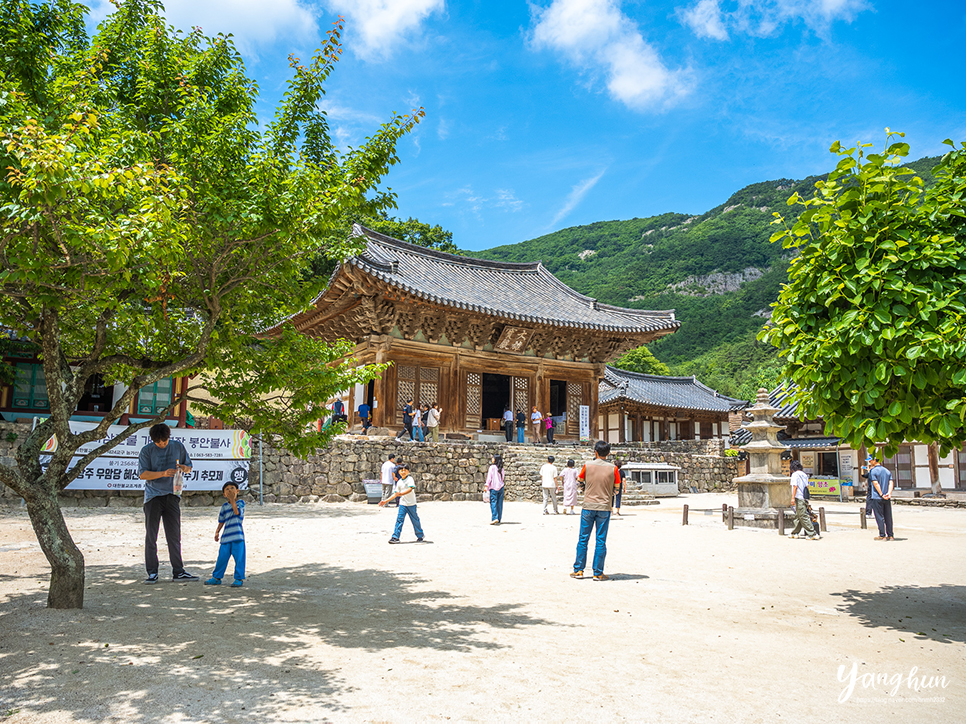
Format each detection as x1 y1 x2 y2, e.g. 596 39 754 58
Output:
0 493 963 723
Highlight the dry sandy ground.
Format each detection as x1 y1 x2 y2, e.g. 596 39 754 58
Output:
0 493 963 723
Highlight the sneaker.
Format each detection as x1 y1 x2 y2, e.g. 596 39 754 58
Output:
886 536 894 541
806 535 821 540
173 571 199 581
874 536 886 540
416 537 425 543
570 570 584 579
204 578 222 586
144 573 159 585
230 580 244 587
388 538 401 544
490 520 499 525
593 574 610 581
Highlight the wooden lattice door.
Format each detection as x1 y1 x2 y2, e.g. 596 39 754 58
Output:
464 372 482 429
511 376 530 416
396 364 440 425
567 382 583 436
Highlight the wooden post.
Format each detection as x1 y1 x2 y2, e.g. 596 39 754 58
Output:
727 505 734 530
859 506 867 529
777 507 785 535
819 507 827 533
722 503 728 523
682 504 689 526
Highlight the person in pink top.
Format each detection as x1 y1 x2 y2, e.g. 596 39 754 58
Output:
485 454 506 525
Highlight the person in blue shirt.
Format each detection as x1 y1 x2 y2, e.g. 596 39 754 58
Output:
138 423 196 584
358 401 372 432
866 454 895 540
205 481 246 587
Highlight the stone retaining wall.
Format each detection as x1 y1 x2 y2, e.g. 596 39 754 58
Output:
0 420 739 507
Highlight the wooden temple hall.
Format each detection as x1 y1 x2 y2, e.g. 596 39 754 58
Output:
269 225 681 439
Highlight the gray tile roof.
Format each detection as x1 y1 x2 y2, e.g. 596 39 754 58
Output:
346 225 681 334
599 366 748 413
730 429 840 448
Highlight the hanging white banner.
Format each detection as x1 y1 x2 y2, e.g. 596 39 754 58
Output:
36 420 251 491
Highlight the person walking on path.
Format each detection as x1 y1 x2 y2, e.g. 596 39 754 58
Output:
613 460 626 515
540 455 560 515
486 455 506 525
867 454 895 540
561 459 580 514
205 481 246 587
571 440 621 581
531 407 543 444
138 423 198 583
789 459 819 540
396 398 415 441
515 409 526 443
426 402 441 442
503 405 514 443
379 463 425 543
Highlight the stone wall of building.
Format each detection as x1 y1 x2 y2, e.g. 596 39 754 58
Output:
0 420 739 507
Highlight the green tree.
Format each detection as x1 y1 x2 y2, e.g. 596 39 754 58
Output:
0 0 421 608
611 345 670 376
763 131 966 463
362 211 458 253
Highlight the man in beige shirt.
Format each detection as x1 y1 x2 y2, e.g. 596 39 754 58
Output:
571 440 621 581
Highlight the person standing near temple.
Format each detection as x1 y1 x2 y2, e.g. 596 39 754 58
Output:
412 403 425 442
788 459 819 540
396 397 415 441
545 412 555 445
613 459 626 515
139 423 197 583
358 400 372 433
531 406 543 444
867 454 895 540
332 397 344 425
503 405 514 443
515 409 526 444
485 454 506 525
561 459 580 514
426 402 441 442
571 440 621 581
540 455 560 515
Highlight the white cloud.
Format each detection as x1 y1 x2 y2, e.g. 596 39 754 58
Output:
438 118 452 140
681 0 729 39
550 170 606 226
530 0 690 111
323 0 445 60
680 0 869 40
86 0 318 54
442 186 525 217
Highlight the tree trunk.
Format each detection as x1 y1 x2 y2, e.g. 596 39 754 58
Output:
23 485 86 609
927 442 943 496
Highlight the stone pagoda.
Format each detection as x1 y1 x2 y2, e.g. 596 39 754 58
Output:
733 387 792 528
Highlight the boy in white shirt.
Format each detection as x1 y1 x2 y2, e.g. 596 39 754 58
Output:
379 463 425 543
540 455 560 515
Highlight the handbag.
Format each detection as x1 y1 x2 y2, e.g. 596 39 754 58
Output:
483 489 490 503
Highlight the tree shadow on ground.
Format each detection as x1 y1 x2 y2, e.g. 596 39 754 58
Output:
0 561 559 722
830 584 966 644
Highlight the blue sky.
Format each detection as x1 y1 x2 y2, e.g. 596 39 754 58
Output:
86 1 966 251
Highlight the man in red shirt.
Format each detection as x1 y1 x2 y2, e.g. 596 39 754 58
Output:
571 440 621 581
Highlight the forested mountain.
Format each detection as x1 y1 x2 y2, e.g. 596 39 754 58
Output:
473 156 940 399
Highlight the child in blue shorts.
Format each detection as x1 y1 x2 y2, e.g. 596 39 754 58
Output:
205 481 246 587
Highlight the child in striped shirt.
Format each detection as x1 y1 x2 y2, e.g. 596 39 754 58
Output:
205 481 246 587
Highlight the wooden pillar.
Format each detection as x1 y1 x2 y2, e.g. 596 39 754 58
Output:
535 362 547 418
371 336 392 429
636 413 643 443
618 406 626 443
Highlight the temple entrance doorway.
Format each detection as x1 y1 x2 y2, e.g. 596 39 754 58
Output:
549 380 567 418
482 373 511 430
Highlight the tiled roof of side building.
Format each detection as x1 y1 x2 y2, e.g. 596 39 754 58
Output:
599 366 748 413
346 225 681 334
